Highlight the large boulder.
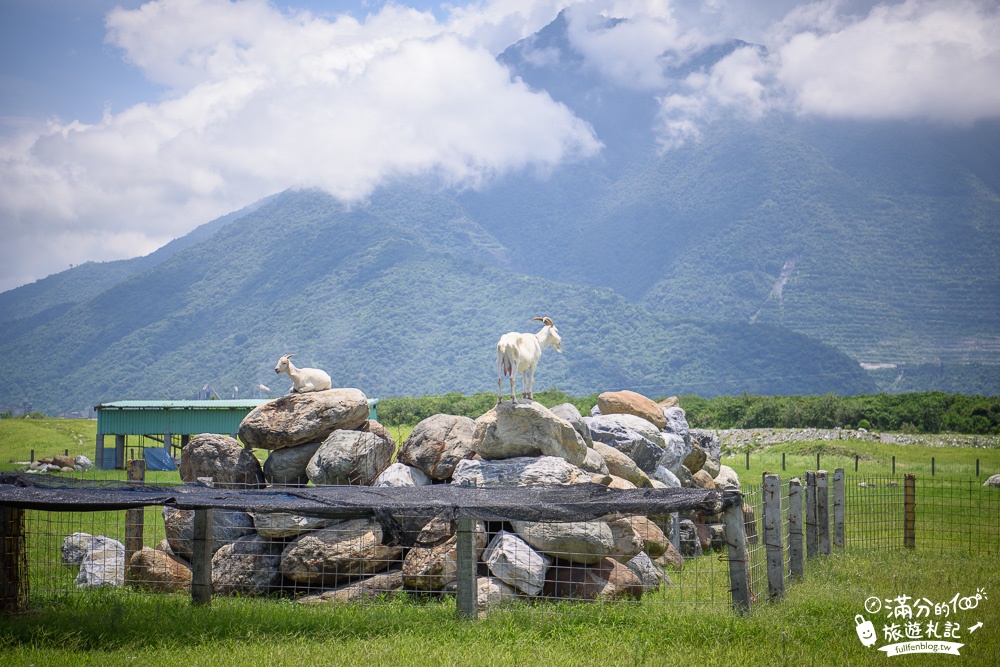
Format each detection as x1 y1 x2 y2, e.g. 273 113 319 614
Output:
625 551 668 593
714 464 741 491
473 400 588 467
625 515 668 559
162 507 255 560
542 557 643 600
580 447 609 475
657 433 692 477
549 403 593 447
984 474 1000 488
298 570 404 604
179 434 266 489
280 518 403 586
212 533 285 596
127 547 191 593
510 520 616 564
477 576 519 609
662 406 692 447
451 456 591 488
62 532 96 565
306 429 394 486
76 537 126 588
252 512 331 539
591 442 651 488
373 462 433 487
682 443 708 474
402 522 487 591
238 389 370 450
483 530 551 596
597 391 667 430
690 429 722 461
263 442 322 486
585 414 667 473
397 414 477 480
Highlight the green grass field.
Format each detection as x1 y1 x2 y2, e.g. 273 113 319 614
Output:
1 419 999 665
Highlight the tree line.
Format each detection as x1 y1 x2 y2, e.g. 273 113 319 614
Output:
377 391 1000 434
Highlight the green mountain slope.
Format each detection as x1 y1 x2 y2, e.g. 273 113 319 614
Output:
0 189 871 415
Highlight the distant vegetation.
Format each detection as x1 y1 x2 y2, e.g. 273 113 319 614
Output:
379 391 1000 434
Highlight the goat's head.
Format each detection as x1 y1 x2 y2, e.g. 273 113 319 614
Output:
275 354 295 374
531 317 562 353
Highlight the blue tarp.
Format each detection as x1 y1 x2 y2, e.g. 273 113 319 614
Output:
143 448 177 471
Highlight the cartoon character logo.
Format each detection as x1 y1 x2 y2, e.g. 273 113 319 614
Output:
856 615 878 647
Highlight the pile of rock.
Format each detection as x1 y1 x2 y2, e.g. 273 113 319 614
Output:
23 454 93 474
62 387 742 609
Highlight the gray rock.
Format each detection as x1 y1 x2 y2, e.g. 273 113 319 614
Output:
702 455 722 479
607 516 644 563
162 507 255 560
238 389 370 450
549 403 593 447
451 456 591 488
673 464 694 488
625 551 668 592
510 520 616 564
402 522 487 591
585 414 667 473
579 447 609 475
252 512 332 539
473 400 588 467
76 536 126 588
662 406 692 446
677 519 703 558
212 533 285 596
650 465 681 488
656 433 692 477
62 532 96 565
477 576 519 609
306 429 394 486
280 518 403 586
73 455 94 471
179 433 265 489
984 474 1000 488
483 530 551 596
374 462 433 487
690 429 721 461
263 441 322 486
397 414 477 480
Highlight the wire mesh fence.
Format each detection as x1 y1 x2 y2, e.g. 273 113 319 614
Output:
4 468 999 617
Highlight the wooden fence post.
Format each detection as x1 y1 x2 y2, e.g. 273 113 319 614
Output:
0 505 27 615
723 498 752 615
805 471 817 558
762 473 785 601
788 477 804 579
191 509 213 606
817 471 830 555
125 460 146 584
904 474 916 549
455 517 477 619
833 468 845 548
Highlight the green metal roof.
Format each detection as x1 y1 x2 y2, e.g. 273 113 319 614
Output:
96 400 268 410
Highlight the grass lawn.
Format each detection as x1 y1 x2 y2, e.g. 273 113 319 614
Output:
1 549 997 666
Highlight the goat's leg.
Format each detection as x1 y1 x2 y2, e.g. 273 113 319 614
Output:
497 377 503 404
509 375 516 403
526 367 535 400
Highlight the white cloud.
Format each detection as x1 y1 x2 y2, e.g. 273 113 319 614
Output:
0 0 600 292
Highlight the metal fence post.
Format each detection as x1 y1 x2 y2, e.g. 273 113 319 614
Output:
816 471 830 555
723 498 752 615
0 505 27 615
191 508 213 606
904 474 916 549
788 477 804 579
762 473 785 601
833 468 845 548
805 471 817 558
455 517 477 619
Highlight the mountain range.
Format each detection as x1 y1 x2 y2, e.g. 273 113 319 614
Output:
1 10 998 415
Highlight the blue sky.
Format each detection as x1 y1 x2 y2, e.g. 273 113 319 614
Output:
1 0 998 292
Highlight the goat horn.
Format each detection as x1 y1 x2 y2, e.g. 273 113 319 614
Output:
531 317 545 323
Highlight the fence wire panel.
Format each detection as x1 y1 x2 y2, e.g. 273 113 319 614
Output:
843 475 905 550
910 478 1000 555
740 483 765 607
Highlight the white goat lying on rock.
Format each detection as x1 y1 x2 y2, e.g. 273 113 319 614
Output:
496 317 562 404
274 354 331 394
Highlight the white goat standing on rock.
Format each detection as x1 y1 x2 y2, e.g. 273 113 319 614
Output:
496 317 562 404
274 354 331 394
